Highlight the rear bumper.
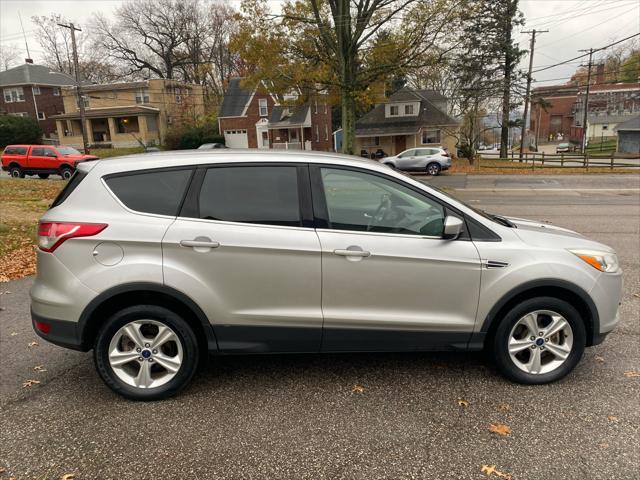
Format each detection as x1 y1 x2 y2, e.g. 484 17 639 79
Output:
31 309 87 351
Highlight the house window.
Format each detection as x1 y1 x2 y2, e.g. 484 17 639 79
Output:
325 124 329 141
116 116 140 133
390 105 399 116
33 86 41 95
37 111 46 120
315 125 319 142
3 87 25 103
421 129 441 144
602 125 608 131
405 104 414 115
259 98 268 116
135 89 150 104
174 88 183 104
9 112 29 117
52 87 61 96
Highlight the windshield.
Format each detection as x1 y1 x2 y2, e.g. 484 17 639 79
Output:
57 146 81 155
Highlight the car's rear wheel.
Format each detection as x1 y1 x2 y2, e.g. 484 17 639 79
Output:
94 305 199 400
9 165 24 178
491 297 586 384
38 173 50 179
59 166 73 180
426 162 441 176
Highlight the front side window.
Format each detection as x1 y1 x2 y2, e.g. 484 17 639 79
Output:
32 147 45 156
198 166 301 227
258 98 268 116
320 168 445 236
105 169 192 216
398 149 415 158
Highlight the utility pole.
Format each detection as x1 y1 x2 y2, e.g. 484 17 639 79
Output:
578 48 594 154
57 22 89 154
519 29 548 162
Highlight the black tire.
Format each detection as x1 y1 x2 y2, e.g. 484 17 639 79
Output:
94 305 199 401
491 296 586 385
426 162 441 176
38 173 50 179
9 165 24 178
59 166 73 180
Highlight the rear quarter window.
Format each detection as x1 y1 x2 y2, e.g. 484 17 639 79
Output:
105 168 193 216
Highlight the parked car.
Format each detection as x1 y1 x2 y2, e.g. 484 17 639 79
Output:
556 143 574 153
382 147 451 175
1 145 99 179
197 143 227 150
31 151 622 400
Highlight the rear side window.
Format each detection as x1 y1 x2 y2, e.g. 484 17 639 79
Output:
197 166 301 226
3 146 27 155
105 169 192 216
50 170 87 208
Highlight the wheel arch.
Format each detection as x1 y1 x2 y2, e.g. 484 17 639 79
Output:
79 282 218 354
481 279 600 347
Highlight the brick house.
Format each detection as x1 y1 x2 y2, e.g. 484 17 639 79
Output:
0 62 76 138
218 78 333 151
355 88 459 157
51 79 204 148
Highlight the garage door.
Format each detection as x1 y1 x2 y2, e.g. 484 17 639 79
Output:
224 129 248 148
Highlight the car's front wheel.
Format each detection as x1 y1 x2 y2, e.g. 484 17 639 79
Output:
491 297 586 384
94 305 199 400
59 166 73 180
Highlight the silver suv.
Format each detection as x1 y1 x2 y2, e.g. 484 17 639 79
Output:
382 147 451 175
31 151 622 400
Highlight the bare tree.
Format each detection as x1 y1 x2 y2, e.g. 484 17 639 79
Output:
0 44 20 71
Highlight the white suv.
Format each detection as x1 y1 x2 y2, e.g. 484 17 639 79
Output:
382 147 451 175
31 151 622 400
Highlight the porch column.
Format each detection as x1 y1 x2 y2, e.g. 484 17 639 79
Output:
107 117 117 142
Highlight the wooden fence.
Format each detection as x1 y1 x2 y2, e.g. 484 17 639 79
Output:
476 151 640 171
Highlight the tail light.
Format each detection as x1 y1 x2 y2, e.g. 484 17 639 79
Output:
38 222 107 253
442 151 450 157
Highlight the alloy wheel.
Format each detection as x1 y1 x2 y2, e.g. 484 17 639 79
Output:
108 319 183 389
427 163 440 175
507 310 573 375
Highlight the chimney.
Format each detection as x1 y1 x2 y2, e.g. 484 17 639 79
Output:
595 64 605 84
25 58 34 64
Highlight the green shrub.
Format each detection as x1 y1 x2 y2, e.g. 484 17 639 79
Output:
164 123 225 150
0 115 43 147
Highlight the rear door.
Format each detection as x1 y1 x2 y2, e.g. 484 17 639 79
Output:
162 163 323 353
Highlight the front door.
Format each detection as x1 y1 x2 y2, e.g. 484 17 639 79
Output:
394 135 406 154
312 166 482 351
162 164 322 353
256 121 269 149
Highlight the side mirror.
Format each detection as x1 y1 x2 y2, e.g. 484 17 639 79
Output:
442 216 463 240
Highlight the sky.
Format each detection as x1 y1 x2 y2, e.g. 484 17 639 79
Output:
1 0 638 86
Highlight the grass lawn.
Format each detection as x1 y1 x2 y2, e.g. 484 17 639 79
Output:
0 178 63 282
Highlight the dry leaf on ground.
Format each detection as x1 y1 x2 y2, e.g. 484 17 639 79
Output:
34 365 47 372
22 379 41 388
10 332 18 336
607 416 619 422
633 293 640 298
28 341 39 348
623 371 640 378
488 423 512 436
497 403 511 412
481 464 513 479
352 384 365 394
595 355 605 363
457 398 470 408
61 474 75 480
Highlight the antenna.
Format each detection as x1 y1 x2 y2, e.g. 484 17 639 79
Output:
18 11 32 62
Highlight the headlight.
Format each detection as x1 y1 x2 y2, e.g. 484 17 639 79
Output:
569 249 619 273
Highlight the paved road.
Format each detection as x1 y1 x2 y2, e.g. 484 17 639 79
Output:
1 175 639 479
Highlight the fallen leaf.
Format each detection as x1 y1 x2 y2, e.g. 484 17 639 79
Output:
10 332 18 336
34 365 47 372
352 384 365 394
28 341 39 348
594 355 605 363
599 443 609 449
488 423 511 436
607 416 619 422
481 464 512 479
633 293 640 298
61 474 75 480
497 403 511 412
0 467 5 474
457 398 470 408
0 307 5 311
22 379 41 388
623 371 640 378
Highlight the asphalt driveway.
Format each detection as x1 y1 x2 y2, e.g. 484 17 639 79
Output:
1 175 639 479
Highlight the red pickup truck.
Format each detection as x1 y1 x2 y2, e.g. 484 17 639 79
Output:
1 145 99 180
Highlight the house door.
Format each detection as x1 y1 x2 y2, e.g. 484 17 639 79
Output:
394 135 406 154
256 121 269 149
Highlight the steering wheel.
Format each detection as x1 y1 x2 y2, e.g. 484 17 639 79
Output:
367 194 392 231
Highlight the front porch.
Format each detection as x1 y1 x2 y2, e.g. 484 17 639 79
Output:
269 127 313 150
51 106 161 149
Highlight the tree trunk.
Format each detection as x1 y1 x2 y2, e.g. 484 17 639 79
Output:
500 59 511 159
341 90 356 155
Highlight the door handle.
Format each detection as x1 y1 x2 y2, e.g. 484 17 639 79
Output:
333 249 370 257
180 240 220 248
